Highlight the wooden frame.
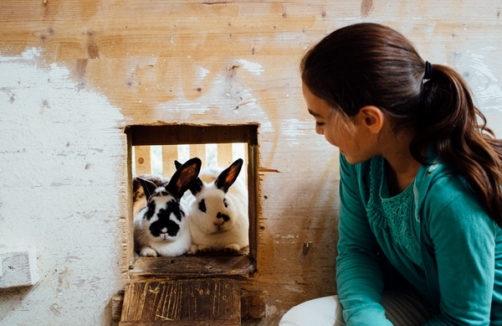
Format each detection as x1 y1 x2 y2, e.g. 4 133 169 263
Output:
124 124 259 275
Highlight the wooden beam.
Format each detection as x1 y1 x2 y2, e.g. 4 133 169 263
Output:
134 146 151 175
161 145 178 177
128 254 254 282
127 125 258 146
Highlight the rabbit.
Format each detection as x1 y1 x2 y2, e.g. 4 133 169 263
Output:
133 157 201 257
132 174 169 218
176 158 249 254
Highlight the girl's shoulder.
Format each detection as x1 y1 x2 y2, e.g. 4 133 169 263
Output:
415 161 497 231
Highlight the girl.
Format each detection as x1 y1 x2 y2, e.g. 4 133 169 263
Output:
280 23 502 325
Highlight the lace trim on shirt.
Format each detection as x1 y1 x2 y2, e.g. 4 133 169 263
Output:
367 157 419 255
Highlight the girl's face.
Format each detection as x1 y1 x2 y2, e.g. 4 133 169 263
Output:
302 81 380 164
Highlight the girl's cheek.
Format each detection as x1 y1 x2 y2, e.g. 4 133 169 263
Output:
324 131 338 147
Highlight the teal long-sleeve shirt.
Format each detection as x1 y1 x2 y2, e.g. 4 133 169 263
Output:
336 154 502 325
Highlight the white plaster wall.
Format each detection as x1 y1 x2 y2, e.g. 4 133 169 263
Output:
0 1 501 325
0 49 126 326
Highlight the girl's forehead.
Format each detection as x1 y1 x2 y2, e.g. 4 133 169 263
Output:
302 82 331 111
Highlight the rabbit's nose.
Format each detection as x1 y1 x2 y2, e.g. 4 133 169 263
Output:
214 220 225 226
161 228 168 234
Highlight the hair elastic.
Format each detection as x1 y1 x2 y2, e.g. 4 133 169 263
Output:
423 61 432 84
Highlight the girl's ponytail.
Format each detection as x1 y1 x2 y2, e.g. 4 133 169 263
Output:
413 64 502 227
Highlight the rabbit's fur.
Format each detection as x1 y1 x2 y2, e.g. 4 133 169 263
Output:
132 174 169 217
133 158 201 257
180 158 249 254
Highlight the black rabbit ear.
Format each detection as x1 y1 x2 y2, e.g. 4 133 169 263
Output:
136 177 158 199
166 157 202 198
189 177 203 196
174 160 182 170
215 158 243 193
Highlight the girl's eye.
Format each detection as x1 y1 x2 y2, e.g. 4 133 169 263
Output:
316 122 325 127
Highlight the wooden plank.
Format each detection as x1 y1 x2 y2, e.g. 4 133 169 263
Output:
241 291 266 320
128 125 258 146
120 279 241 325
125 131 135 268
189 144 206 168
134 146 151 175
247 144 258 265
128 254 254 282
217 143 233 167
161 145 178 177
119 321 240 326
111 292 125 322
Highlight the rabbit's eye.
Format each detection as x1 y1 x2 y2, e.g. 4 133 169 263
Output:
145 202 156 220
198 199 206 213
223 198 228 208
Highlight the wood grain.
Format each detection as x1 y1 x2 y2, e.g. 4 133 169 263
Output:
120 279 241 325
129 254 254 282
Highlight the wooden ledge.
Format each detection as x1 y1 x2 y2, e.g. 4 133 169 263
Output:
128 253 255 281
120 278 242 325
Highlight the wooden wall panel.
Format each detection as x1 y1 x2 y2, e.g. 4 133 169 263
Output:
1 1 501 325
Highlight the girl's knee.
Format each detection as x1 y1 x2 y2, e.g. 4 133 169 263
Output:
279 295 341 326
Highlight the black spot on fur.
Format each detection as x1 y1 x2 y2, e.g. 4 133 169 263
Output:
189 178 203 195
223 198 228 208
149 219 180 237
217 212 230 222
149 201 183 237
199 199 206 213
165 199 183 222
145 201 156 220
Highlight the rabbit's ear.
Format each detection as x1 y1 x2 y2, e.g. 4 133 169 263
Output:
166 157 202 198
136 177 158 199
188 177 204 196
215 158 243 193
174 158 203 196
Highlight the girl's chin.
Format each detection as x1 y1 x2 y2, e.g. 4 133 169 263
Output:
341 153 356 164
343 155 369 165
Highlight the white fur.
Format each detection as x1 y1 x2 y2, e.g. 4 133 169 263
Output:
132 158 201 257
133 190 191 257
186 165 249 254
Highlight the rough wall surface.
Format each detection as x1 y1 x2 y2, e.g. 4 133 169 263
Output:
0 1 501 325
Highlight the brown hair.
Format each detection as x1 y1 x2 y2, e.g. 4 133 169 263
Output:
301 22 502 227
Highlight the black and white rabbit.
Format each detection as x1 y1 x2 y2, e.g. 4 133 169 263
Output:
176 158 249 254
132 174 169 218
133 157 201 257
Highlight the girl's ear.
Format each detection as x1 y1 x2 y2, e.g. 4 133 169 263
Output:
356 105 384 134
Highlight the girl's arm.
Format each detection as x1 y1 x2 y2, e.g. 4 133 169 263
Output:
336 155 393 325
422 177 498 325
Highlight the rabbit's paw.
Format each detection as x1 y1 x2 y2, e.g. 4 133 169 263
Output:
224 243 241 253
187 245 199 255
140 247 158 257
189 245 214 254
197 245 214 253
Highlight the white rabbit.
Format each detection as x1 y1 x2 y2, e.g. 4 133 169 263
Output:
177 158 249 254
133 157 201 257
